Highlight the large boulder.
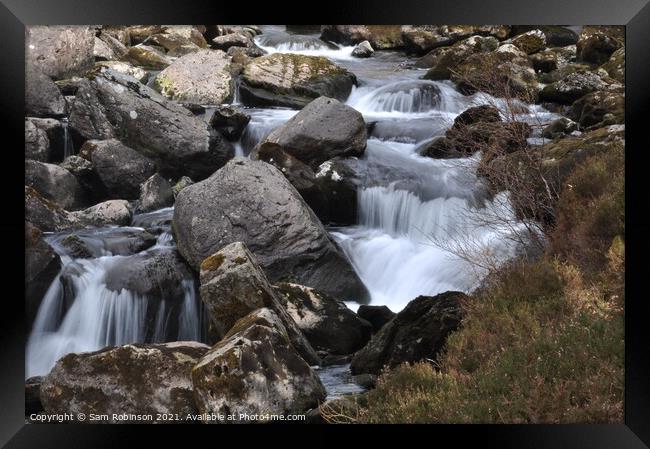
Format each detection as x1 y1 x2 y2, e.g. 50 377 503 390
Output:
25 120 51 161
569 89 624 129
198 241 320 365
402 25 510 54
313 158 362 226
511 29 546 54
529 46 576 73
152 49 233 104
510 26 577 47
125 44 173 69
451 51 538 101
538 70 614 104
240 53 357 108
138 173 174 213
350 292 467 375
60 155 107 204
26 26 95 80
25 66 66 118
255 97 367 169
600 46 625 83
321 25 404 49
357 305 396 333
351 40 374 58
274 283 372 355
420 35 499 80
25 222 61 328
40 342 210 422
68 68 233 179
191 308 327 420
80 139 156 200
27 118 69 163
173 158 369 302
25 160 86 210
94 61 148 83
209 105 251 140
576 26 624 65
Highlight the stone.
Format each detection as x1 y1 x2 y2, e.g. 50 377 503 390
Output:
40 342 210 422
569 89 624 129
70 200 133 227
198 242 320 365
351 40 374 58
81 139 156 200
257 96 366 169
172 158 369 302
321 25 404 50
26 26 95 80
538 70 613 104
138 173 174 213
153 49 233 104
25 66 66 118
191 308 326 420
25 119 51 161
511 29 546 54
25 222 61 328
350 292 467 375
421 35 499 80
577 26 624 65
209 105 251 140
125 44 173 70
357 305 396 333
25 160 86 210
240 53 357 108
274 283 373 355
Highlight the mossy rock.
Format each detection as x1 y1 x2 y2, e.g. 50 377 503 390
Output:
600 46 625 83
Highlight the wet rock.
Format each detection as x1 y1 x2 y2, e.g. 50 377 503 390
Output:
421 35 499 79
538 70 613 104
274 282 372 355
95 60 148 83
25 120 51 161
25 222 61 328
569 89 624 128
350 292 467 375
192 308 327 420
577 26 624 65
25 186 79 232
125 44 173 69
240 53 357 108
209 105 251 140
25 160 86 210
351 40 374 58
173 158 369 301
26 118 69 163
60 155 107 204
529 46 576 73
321 25 404 50
541 117 579 139
95 31 128 60
26 26 95 80
257 96 367 169
40 342 210 422
59 228 157 258
511 29 546 54
71 200 133 227
68 69 233 179
152 49 233 104
510 26 577 47
25 66 66 118
211 32 251 50
451 51 538 101
357 305 396 333
81 139 156 200
600 46 625 83
104 249 193 300
312 158 362 225
452 104 501 127
198 241 320 365
138 173 174 213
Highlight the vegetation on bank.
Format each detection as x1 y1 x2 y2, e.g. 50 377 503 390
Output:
324 110 625 426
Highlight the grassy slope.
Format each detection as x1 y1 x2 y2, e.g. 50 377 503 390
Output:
330 139 625 424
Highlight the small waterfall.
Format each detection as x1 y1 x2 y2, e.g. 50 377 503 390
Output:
61 117 74 159
232 77 241 105
254 32 355 60
347 80 444 115
240 108 297 153
26 208 204 378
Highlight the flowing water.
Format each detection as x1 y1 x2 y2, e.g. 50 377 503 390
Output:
27 26 558 398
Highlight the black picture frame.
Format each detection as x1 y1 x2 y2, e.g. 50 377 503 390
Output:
3 0 649 447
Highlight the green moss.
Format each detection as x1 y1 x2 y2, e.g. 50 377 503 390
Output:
201 253 225 272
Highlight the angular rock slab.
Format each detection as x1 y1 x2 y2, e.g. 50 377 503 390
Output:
198 241 320 365
350 292 467 375
192 308 326 421
40 342 210 422
173 158 369 302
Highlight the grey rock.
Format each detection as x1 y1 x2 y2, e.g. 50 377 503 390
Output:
125 44 173 70
351 40 374 58
192 308 327 420
25 120 51 161
25 66 66 118
257 96 367 169
173 158 369 301
209 105 251 140
40 342 210 422
357 305 396 333
138 173 174 213
350 292 466 375
70 200 133 227
25 222 61 329
25 160 86 210
68 69 233 179
26 26 95 80
198 242 320 365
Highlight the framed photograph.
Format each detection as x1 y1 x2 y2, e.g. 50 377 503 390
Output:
3 0 649 446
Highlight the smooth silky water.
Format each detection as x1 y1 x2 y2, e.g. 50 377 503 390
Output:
27 26 557 398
